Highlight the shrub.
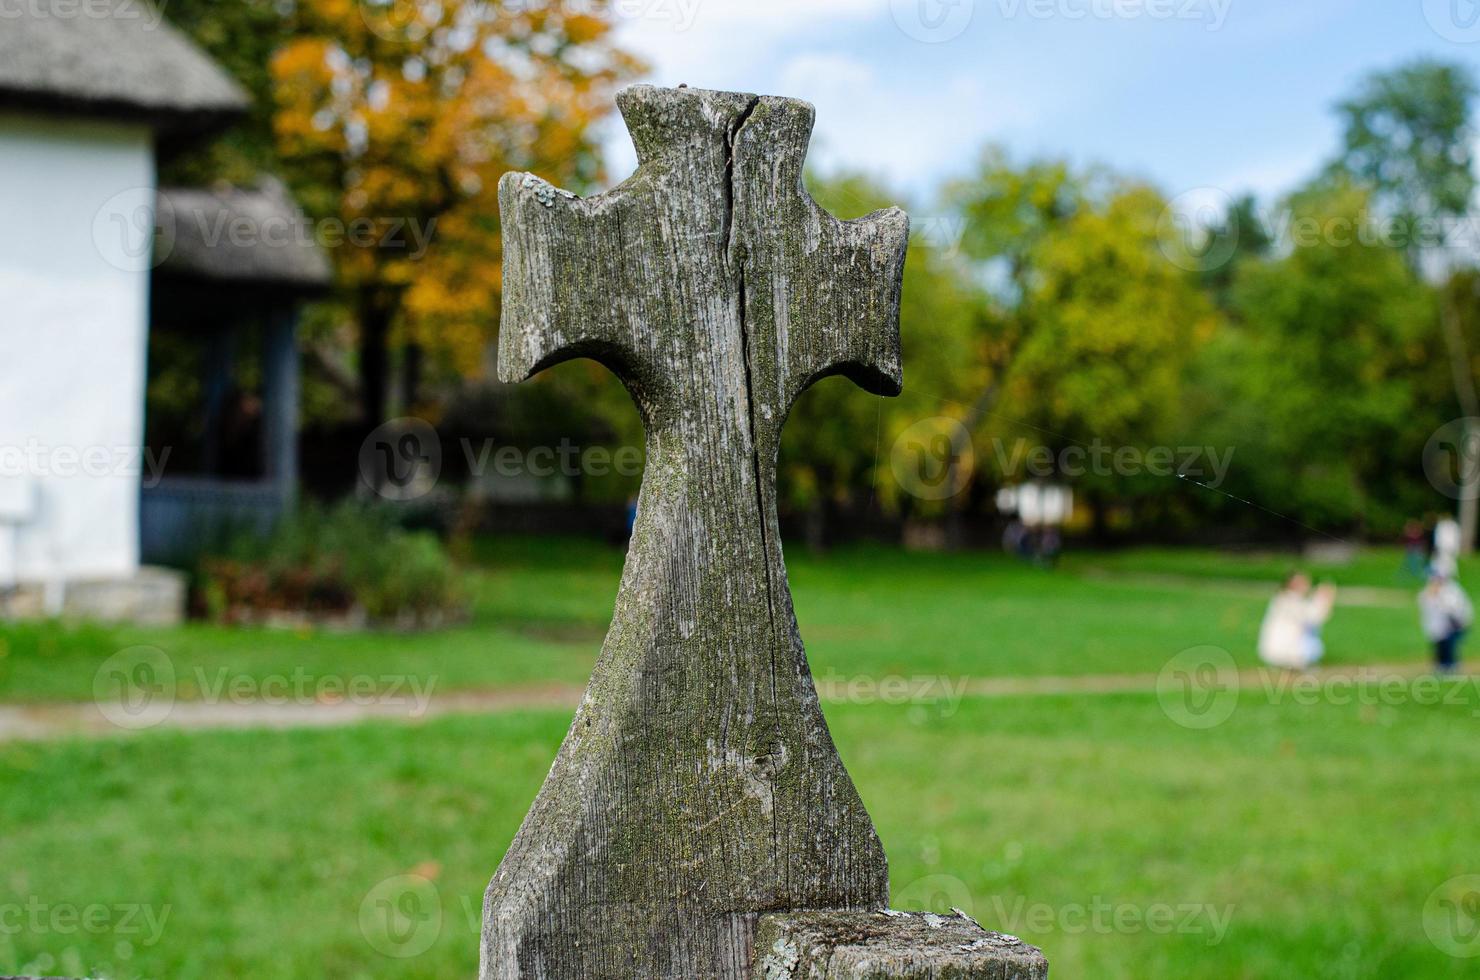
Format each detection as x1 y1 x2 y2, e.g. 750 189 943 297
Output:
197 502 464 628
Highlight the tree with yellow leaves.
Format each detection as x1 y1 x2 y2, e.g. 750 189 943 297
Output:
267 0 642 425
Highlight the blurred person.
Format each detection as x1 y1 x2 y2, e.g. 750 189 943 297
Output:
1419 572 1473 675
1433 515 1462 578
1258 572 1337 670
1002 518 1027 559
1036 526 1062 568
1401 518 1428 581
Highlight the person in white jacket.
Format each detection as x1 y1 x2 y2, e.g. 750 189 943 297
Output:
1433 516 1462 578
1419 572 1473 675
1258 572 1337 670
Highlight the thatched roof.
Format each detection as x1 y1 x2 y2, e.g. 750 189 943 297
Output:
0 0 248 127
157 183 333 290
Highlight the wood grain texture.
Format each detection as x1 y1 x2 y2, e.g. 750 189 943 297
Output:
481 84 909 979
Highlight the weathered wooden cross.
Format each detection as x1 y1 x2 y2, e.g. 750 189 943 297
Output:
483 84 1048 980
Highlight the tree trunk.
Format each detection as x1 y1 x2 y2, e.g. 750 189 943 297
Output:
1440 286 1479 554
804 499 826 553
359 292 392 432
941 379 1002 550
401 341 424 416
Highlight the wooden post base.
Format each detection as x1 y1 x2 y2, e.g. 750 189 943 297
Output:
752 910 1049 979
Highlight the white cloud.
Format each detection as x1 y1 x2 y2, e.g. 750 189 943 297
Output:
777 53 876 100
612 0 885 81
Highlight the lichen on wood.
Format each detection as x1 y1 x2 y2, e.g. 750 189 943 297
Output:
752 910 1050 979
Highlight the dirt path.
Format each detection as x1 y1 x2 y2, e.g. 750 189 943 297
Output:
0 684 587 742
3 662 1472 742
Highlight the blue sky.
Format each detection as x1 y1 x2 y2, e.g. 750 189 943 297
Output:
601 0 1480 208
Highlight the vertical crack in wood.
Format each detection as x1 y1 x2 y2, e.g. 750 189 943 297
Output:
723 95 785 882
723 96 761 272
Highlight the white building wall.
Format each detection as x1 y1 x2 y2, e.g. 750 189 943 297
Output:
0 114 156 582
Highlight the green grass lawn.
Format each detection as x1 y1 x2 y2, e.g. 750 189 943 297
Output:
0 538 1456 705
3 691 1476 978
2 538 1475 978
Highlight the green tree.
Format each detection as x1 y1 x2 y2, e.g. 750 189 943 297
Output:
162 0 643 438
1199 193 1276 311
780 174 986 545
1206 180 1440 534
1333 60 1476 246
1331 59 1480 547
949 151 1218 536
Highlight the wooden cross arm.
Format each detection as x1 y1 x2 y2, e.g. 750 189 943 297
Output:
496 86 746 403
731 95 910 413
495 171 634 384
781 200 909 404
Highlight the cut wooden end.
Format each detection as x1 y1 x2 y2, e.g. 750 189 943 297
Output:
752 909 1050 979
